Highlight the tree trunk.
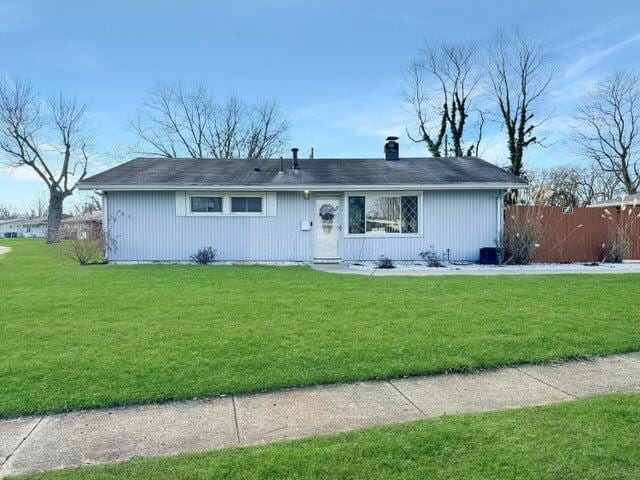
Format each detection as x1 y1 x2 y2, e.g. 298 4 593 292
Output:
46 190 65 244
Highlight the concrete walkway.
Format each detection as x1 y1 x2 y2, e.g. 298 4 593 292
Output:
1 352 639 478
0 246 11 256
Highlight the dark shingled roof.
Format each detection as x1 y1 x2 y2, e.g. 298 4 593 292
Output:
79 157 526 189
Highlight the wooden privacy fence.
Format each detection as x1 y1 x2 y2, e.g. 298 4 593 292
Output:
504 205 640 263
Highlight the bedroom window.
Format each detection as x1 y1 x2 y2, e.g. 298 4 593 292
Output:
185 193 267 216
231 196 263 213
190 196 223 213
347 194 419 235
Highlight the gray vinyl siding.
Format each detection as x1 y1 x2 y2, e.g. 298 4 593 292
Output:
106 191 313 262
341 190 500 261
105 190 501 262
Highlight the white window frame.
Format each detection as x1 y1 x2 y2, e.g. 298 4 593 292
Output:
229 193 266 216
186 192 266 217
343 191 423 238
187 193 225 216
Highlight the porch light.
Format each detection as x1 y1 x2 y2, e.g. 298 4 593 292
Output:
303 190 311 200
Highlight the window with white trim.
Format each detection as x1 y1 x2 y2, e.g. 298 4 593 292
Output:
231 196 263 213
186 192 266 216
190 196 223 213
347 194 419 235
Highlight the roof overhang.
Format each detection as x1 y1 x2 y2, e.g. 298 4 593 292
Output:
79 182 528 192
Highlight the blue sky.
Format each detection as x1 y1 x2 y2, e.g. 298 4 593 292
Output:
1 0 639 208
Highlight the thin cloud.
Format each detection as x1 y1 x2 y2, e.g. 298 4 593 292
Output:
562 30 640 80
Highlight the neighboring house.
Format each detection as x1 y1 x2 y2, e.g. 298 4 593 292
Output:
60 211 102 240
0 219 19 237
0 216 53 238
19 216 49 238
78 138 526 263
589 193 640 208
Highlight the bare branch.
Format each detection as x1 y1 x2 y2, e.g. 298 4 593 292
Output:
527 163 623 206
0 78 95 242
405 41 484 157
130 82 289 159
485 29 555 176
573 71 640 194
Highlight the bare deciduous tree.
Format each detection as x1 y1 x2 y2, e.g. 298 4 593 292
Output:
0 203 19 220
573 71 640 194
0 79 92 242
131 82 289 159
76 195 101 215
24 195 48 219
486 30 555 177
404 63 447 157
405 42 484 157
527 163 622 207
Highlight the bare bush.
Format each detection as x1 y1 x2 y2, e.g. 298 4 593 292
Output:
57 220 105 265
419 246 445 267
603 225 629 263
376 255 395 269
601 206 640 263
503 206 544 264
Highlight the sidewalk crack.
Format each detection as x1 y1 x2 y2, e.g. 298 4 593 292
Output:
514 367 578 399
1 416 43 469
231 395 241 444
388 380 425 415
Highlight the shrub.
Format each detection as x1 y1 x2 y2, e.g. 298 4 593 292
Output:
503 206 543 265
603 225 630 263
376 255 394 269
419 246 445 267
191 247 217 265
57 221 105 265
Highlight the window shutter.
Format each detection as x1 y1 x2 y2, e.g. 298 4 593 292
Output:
266 192 277 217
175 192 187 216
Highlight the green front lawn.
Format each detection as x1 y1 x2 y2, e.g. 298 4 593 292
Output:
1 239 640 418
19 394 640 479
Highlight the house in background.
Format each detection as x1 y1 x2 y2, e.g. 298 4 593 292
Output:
0 215 58 238
60 211 102 240
0 219 19 237
589 193 640 208
78 138 526 263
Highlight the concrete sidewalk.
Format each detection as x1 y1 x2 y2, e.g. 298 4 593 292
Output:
1 352 639 478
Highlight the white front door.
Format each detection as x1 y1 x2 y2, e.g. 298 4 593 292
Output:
314 197 341 261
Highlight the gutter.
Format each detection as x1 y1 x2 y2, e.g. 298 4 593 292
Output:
78 182 528 192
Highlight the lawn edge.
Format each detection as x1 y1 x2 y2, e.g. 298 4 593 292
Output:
2 349 638 421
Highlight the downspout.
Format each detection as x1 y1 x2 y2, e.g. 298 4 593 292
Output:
99 191 108 262
496 190 505 246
